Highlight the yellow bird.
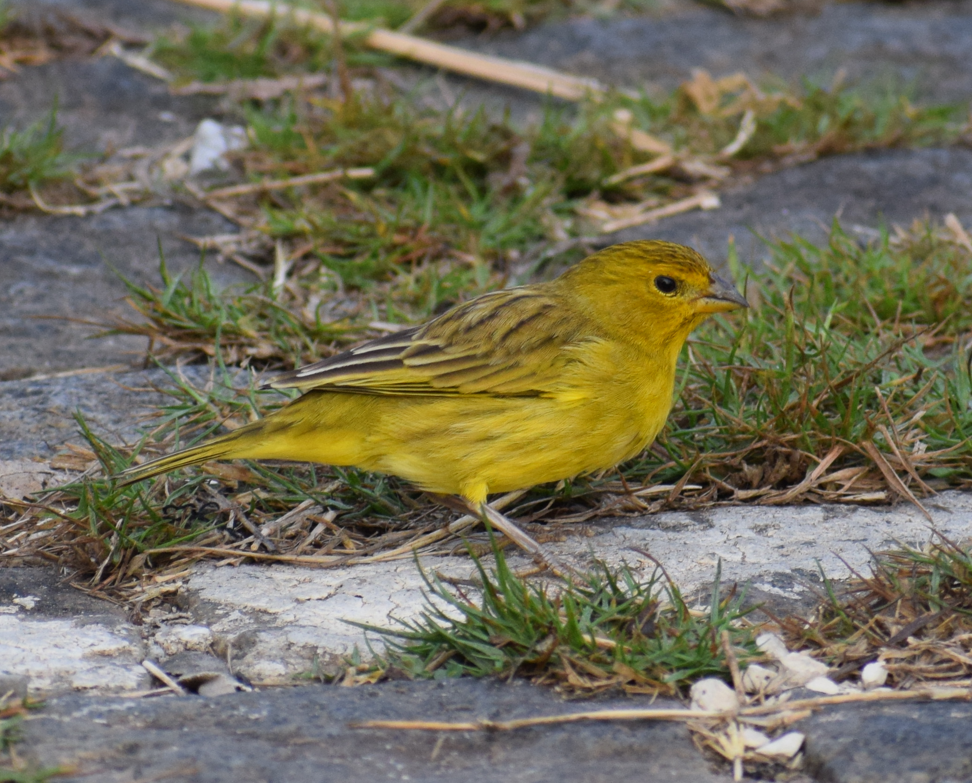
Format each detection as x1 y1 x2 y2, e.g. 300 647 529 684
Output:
118 240 747 561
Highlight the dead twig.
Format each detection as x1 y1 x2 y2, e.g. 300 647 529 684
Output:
172 0 607 101
600 191 721 233
355 686 972 731
204 167 374 199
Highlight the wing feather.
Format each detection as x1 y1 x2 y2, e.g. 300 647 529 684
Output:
266 287 591 397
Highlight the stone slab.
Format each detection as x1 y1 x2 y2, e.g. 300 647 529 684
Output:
178 493 972 684
0 56 215 154
803 701 972 783
465 1 972 104
0 206 252 380
15 679 736 783
608 146 972 270
0 365 217 459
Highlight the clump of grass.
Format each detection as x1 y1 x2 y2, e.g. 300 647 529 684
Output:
418 0 660 32
108 67 963 363
627 71 961 165
151 11 382 83
126 12 966 357
359 540 758 695
0 109 71 194
106 253 358 369
638 220 972 501
781 534 972 688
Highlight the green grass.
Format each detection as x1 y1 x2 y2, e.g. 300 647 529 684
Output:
356 539 758 694
649 222 972 495
108 251 357 369
151 11 392 82
139 8 965 323
98 40 965 356
0 108 71 194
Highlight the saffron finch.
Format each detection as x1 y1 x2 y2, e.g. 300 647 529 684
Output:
118 240 747 558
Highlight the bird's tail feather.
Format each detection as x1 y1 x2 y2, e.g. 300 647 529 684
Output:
114 420 269 486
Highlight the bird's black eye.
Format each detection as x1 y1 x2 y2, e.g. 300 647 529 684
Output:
654 275 677 295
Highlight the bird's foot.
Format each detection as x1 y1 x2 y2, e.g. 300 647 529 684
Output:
477 502 574 579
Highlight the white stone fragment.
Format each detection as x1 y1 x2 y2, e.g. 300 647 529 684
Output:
860 661 889 690
154 625 214 656
804 675 840 695
0 615 147 693
741 663 776 693
756 731 805 759
189 119 248 174
778 652 830 686
741 727 771 749
756 632 790 661
690 678 739 713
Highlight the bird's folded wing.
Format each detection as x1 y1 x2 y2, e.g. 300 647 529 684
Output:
266 288 590 397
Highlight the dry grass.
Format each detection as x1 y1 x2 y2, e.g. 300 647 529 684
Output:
780 534 972 689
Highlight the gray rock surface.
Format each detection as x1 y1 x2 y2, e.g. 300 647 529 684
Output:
0 208 250 380
466 1 972 103
803 702 972 783
0 568 148 692
608 147 972 268
0 56 215 153
12 0 219 32
0 365 220 459
0 0 251 380
16 679 736 783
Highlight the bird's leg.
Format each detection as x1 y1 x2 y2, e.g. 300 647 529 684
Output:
475 501 571 578
432 494 571 577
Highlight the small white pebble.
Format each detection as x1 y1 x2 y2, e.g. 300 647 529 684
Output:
757 731 805 759
756 632 790 661
741 663 776 693
861 661 889 690
690 678 739 713
741 727 771 749
189 119 248 174
805 675 841 695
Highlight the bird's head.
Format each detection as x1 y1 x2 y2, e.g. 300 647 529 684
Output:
561 240 748 350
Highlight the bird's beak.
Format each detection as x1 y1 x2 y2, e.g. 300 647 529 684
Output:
695 273 749 314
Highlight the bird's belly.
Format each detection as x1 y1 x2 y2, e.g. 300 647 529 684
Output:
366 392 668 500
